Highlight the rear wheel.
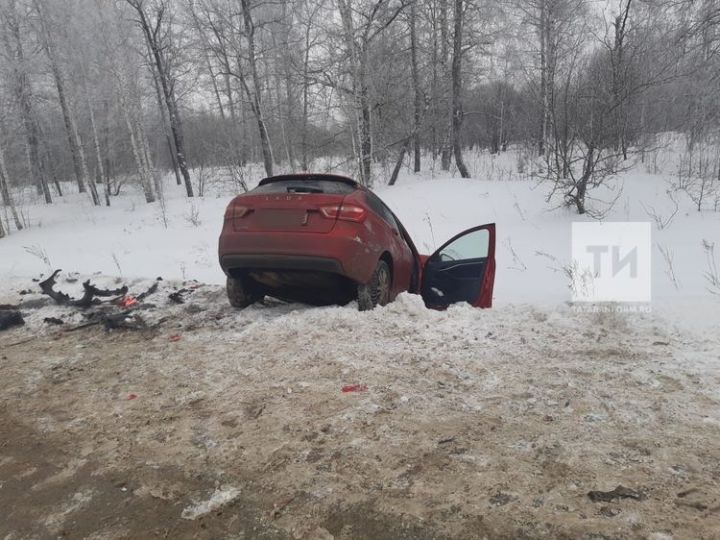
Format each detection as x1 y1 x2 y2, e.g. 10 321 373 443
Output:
357 260 391 311
226 275 261 309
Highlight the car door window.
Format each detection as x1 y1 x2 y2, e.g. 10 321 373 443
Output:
422 224 496 309
437 229 489 261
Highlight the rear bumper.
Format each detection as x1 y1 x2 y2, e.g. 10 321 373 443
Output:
218 224 377 284
220 254 343 274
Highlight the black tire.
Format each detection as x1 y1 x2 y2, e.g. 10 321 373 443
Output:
226 275 261 309
357 259 391 311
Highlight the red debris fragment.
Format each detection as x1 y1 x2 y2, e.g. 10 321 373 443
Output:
341 384 368 393
169 334 181 342
127 394 137 400
119 295 138 308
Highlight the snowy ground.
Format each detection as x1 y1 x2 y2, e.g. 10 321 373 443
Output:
1 144 720 538
1 145 719 328
1 280 720 538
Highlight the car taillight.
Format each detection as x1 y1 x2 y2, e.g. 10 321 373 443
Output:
320 204 367 223
225 205 251 220
235 206 251 218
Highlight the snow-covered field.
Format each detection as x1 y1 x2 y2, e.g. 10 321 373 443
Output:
1 144 719 328
1 144 720 538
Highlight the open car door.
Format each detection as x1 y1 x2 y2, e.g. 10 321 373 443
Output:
420 223 496 309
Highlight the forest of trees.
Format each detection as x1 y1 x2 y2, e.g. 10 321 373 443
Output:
0 0 718 236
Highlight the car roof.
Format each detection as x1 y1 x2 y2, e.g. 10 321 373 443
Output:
258 173 361 189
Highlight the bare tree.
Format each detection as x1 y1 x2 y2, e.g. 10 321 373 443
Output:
272 0 298 169
0 0 712 212
0 0 51 203
186 0 247 167
239 0 274 177
33 0 98 202
145 36 182 186
0 135 22 231
607 0 633 160
450 0 469 178
84 87 110 206
439 0 452 170
545 5 679 216
335 0 408 186
409 1 422 172
298 0 322 170
125 0 194 197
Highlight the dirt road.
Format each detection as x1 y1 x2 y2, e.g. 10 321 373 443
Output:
1 283 719 539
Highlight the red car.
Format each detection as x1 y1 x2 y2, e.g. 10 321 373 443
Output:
218 173 496 311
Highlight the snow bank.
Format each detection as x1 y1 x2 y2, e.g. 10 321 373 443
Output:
1 147 718 330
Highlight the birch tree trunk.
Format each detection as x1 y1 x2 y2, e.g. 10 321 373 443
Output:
127 0 194 197
71 113 99 205
138 114 162 200
118 88 155 203
102 101 113 192
0 142 23 231
337 0 373 186
546 4 557 161
241 0 275 177
539 0 548 156
611 1 632 160
358 55 373 186
440 0 452 171
3 1 52 203
410 2 422 172
430 0 439 158
35 0 87 195
451 0 470 178
389 139 410 185
146 39 182 186
86 93 110 206
301 17 311 170
42 143 62 197
279 1 297 169
159 68 193 196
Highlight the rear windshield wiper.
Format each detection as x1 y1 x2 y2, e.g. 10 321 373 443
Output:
286 186 323 194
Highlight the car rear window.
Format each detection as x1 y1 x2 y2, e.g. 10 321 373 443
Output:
252 179 356 195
